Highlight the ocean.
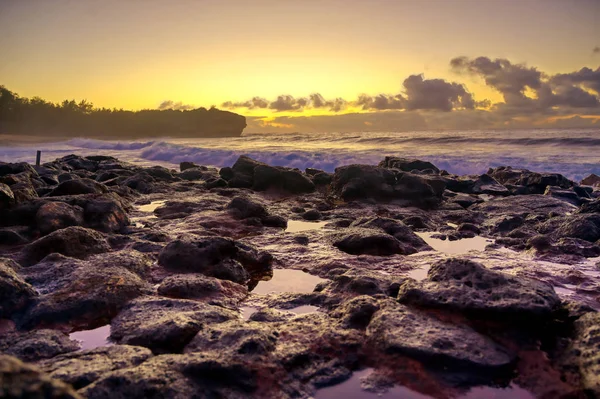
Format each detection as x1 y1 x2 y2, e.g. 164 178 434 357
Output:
1 128 599 181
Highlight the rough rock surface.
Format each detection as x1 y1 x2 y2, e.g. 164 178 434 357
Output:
0 329 79 362
36 202 85 235
20 226 111 266
367 303 514 369
562 312 600 395
0 257 37 319
398 258 561 320
110 296 238 353
0 354 82 399
38 345 153 390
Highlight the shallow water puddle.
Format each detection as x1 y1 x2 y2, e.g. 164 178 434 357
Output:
417 232 493 254
251 269 326 295
69 325 112 350
315 368 534 399
314 368 432 399
285 220 329 233
137 200 166 213
240 306 259 320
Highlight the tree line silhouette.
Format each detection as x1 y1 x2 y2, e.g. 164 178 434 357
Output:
0 86 246 138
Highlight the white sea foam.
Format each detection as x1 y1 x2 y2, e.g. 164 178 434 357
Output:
1 129 599 180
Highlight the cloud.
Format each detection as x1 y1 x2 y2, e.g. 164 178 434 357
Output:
402 74 474 111
221 97 269 109
158 100 195 111
594 46 600 54
451 56 600 113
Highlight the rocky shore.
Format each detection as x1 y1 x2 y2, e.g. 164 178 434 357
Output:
1 154 600 398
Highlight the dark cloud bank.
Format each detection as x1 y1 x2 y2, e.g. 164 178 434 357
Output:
218 56 600 132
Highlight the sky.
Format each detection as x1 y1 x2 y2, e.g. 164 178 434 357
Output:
1 0 599 132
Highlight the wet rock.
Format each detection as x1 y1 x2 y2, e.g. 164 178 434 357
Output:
180 161 200 171
302 209 322 221
121 173 155 193
38 345 153 390
0 258 37 319
488 166 573 194
0 329 79 362
581 173 600 187
0 228 28 245
157 274 248 305
87 250 154 278
327 269 394 297
447 192 483 209
248 308 293 323
470 174 510 196
311 172 333 186
226 196 268 219
158 236 272 284
366 303 513 370
578 198 600 214
0 354 82 399
20 226 111 266
0 161 38 177
330 228 405 256
0 182 15 209
331 295 380 329
36 202 85 235
81 353 261 399
110 296 238 353
546 214 600 242
252 165 315 194
332 165 442 208
562 312 600 395
48 179 109 197
184 320 278 355
232 155 264 177
544 186 586 206
57 155 98 172
261 215 287 228
142 166 178 182
398 258 561 321
21 264 151 329
83 196 130 233
378 157 440 173
350 217 431 253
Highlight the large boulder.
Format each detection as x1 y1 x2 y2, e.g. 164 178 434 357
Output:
0 258 37 319
0 354 82 399
157 274 248 305
378 156 440 173
366 303 513 370
36 202 85 235
83 196 130 232
329 228 406 256
0 161 38 176
20 226 111 266
226 196 268 219
332 165 442 208
542 214 600 243
488 166 573 194
0 329 79 362
581 173 600 187
349 217 431 253
158 237 272 284
253 165 315 194
397 258 561 321
110 296 237 353
21 263 152 329
38 345 153 390
48 179 109 197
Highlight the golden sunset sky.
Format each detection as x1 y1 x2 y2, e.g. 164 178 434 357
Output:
1 0 599 132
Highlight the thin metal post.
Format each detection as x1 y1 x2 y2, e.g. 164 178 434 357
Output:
36 150 41 166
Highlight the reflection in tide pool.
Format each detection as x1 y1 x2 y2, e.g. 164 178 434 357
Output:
137 200 166 213
417 232 493 254
315 368 535 399
69 325 112 350
314 368 432 399
285 220 329 233
251 269 325 295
